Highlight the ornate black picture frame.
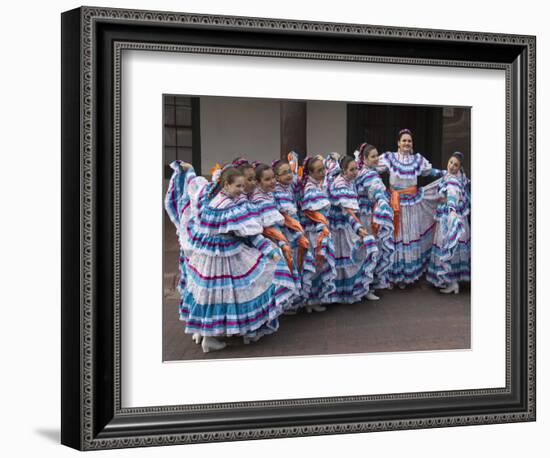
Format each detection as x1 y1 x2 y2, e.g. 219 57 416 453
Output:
61 6 536 450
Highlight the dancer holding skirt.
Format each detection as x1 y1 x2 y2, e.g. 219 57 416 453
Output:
377 129 443 287
427 152 471 293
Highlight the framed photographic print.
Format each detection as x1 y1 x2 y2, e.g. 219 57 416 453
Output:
61 6 536 451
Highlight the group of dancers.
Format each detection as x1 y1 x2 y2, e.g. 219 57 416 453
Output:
165 128 471 353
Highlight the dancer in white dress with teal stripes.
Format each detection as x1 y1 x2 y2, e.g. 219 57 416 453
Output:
377 129 443 287
327 155 379 303
272 158 316 311
250 163 301 308
231 157 257 201
299 156 337 311
165 162 292 353
427 152 471 293
354 143 395 295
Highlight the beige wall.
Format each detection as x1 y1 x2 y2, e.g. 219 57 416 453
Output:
306 100 347 155
200 97 281 173
200 97 349 173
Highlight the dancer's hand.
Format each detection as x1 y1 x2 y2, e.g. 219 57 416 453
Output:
271 252 281 262
316 256 324 269
179 161 192 171
358 227 369 238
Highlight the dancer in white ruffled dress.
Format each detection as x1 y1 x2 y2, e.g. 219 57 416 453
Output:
354 143 395 295
327 155 379 303
377 129 443 286
298 156 337 311
272 158 316 311
165 162 291 352
426 152 471 293
250 163 300 307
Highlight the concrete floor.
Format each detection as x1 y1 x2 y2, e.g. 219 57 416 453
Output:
162 280 470 361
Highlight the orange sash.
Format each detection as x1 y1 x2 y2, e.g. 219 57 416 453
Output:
390 186 418 237
263 226 294 272
282 212 305 234
303 210 331 262
282 212 310 271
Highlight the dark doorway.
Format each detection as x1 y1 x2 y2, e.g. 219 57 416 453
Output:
347 103 470 180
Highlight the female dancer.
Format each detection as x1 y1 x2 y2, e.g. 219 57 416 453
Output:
299 156 337 311
272 158 316 310
250 163 301 305
166 162 291 352
355 143 395 294
232 158 298 338
377 129 443 287
327 155 379 303
427 152 471 293
232 157 257 199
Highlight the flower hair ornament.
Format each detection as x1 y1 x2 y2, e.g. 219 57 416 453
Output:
211 162 233 185
210 163 222 183
287 150 299 175
208 163 235 199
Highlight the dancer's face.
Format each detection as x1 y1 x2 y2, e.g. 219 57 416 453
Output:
309 159 326 182
276 163 294 185
365 148 379 167
224 176 245 197
343 160 359 181
242 168 257 194
398 134 413 154
447 156 462 175
259 169 276 192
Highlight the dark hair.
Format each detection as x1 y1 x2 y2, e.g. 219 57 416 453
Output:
220 167 243 186
354 143 376 168
210 167 243 198
237 163 254 174
451 151 464 165
364 144 377 157
306 156 323 174
397 128 413 141
254 163 273 182
300 156 322 186
272 159 290 175
339 155 356 172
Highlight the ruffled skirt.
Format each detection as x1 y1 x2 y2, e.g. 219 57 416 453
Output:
303 227 337 305
391 184 439 284
331 225 378 303
359 207 394 289
427 214 471 287
179 244 293 337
